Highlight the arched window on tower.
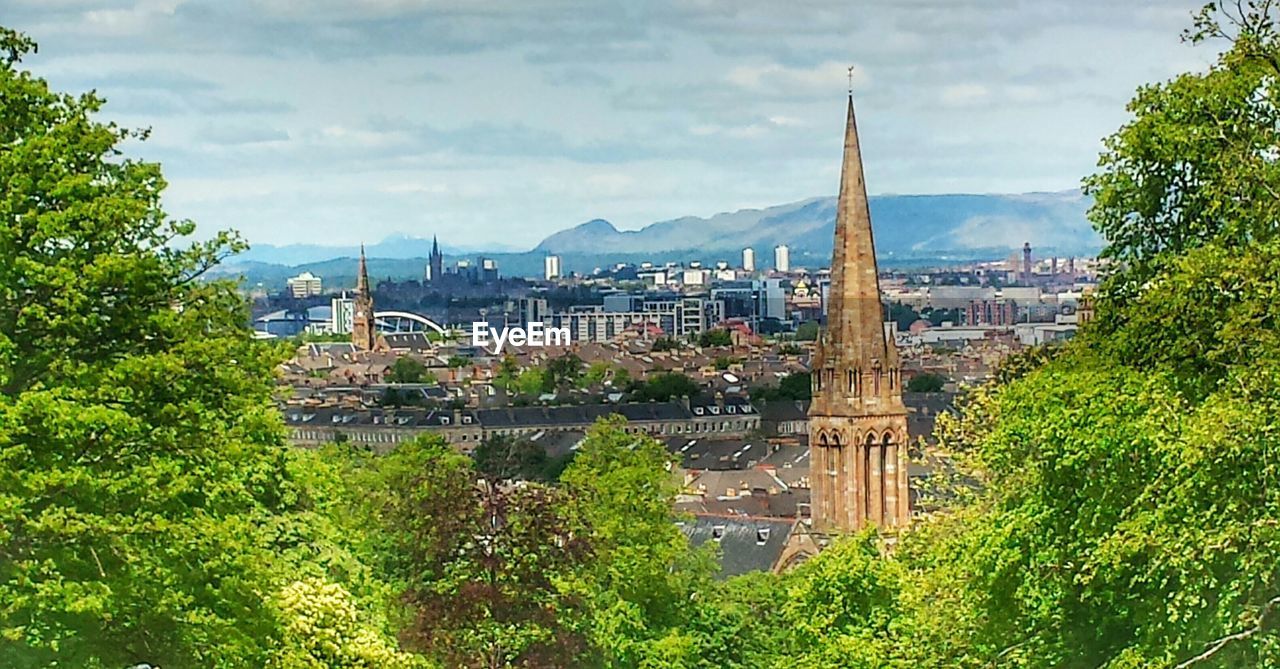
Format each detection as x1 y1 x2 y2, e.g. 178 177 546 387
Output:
863 431 877 520
882 430 897 525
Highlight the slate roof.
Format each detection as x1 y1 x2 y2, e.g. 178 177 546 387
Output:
758 400 809 423
664 436 766 470
677 493 805 520
904 391 957 445
686 467 789 497
281 407 477 428
525 429 587 459
383 332 435 351
757 444 811 487
304 342 357 358
475 402 692 428
687 397 756 418
681 515 797 578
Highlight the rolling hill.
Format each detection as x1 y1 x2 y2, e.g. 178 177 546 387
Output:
216 190 1102 284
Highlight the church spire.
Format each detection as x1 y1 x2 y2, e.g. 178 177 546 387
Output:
824 93 895 375
356 243 370 295
352 244 377 351
805 89 910 534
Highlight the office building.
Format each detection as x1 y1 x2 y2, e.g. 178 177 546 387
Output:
774 245 790 272
286 271 323 298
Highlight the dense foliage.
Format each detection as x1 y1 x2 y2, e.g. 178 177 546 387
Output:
904 372 946 393
751 371 811 402
626 372 700 402
697 329 732 348
387 356 433 384
0 27 412 668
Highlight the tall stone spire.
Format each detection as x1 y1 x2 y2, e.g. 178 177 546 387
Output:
821 95 898 391
352 244 377 351
356 243 370 295
808 93 910 533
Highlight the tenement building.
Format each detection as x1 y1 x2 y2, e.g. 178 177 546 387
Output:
807 93 911 533
282 397 760 452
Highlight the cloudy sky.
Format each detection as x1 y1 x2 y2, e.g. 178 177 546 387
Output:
7 0 1217 250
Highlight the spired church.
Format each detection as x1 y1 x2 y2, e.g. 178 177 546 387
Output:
351 245 388 352
777 91 911 568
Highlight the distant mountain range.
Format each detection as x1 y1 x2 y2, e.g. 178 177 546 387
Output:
216 190 1102 286
535 190 1097 258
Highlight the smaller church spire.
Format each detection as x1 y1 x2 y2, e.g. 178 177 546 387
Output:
356 243 370 294
352 244 378 351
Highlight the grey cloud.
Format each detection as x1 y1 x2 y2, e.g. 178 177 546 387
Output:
524 41 670 65
371 118 660 163
397 70 450 84
81 89 293 118
89 91 189 116
191 95 296 114
65 68 219 92
200 124 290 145
543 67 612 88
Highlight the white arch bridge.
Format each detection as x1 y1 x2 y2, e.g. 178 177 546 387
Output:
374 311 446 336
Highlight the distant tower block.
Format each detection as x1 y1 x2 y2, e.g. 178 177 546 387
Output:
742 248 756 272
808 92 910 533
1051 256 1059 275
544 254 562 280
1067 256 1076 278
1022 242 1033 284
774 244 790 273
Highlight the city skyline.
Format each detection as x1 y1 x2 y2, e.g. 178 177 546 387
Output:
7 0 1216 248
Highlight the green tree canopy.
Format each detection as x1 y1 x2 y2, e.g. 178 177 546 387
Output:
629 372 700 402
388 356 433 384
698 329 733 347
794 321 820 341
752 371 811 402
0 27 401 667
1085 1 1280 301
906 372 947 393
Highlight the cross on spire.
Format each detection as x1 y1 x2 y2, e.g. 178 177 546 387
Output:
847 65 854 95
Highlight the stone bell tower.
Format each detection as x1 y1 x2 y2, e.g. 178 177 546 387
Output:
808 93 910 533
